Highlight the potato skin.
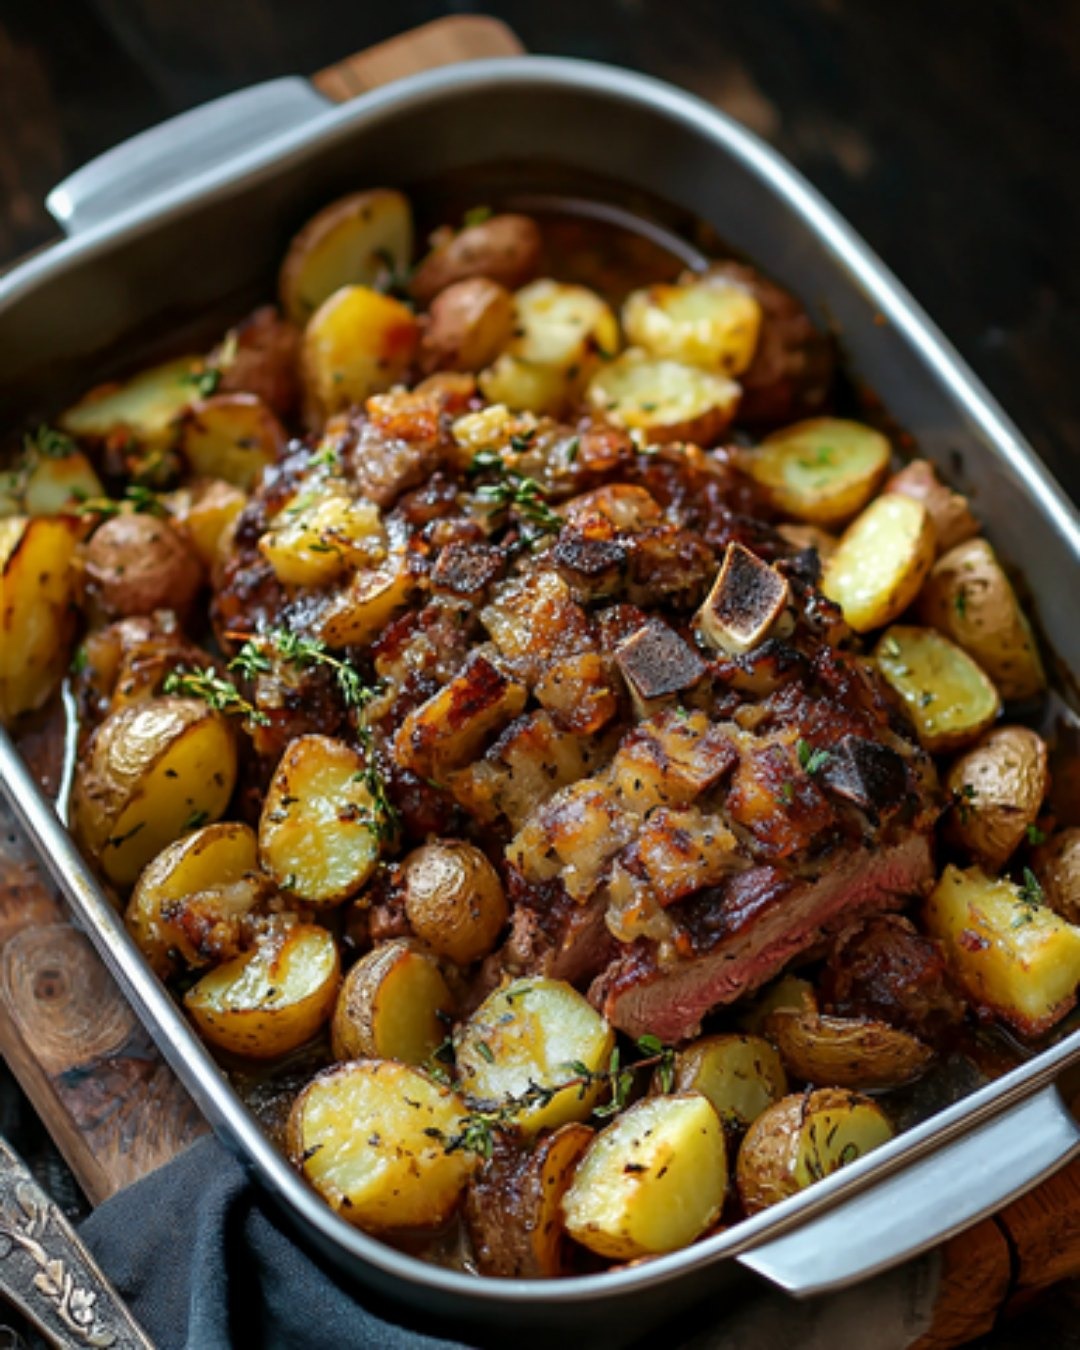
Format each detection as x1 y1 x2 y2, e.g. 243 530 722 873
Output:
0 515 80 724
400 841 508 965
420 278 514 373
410 214 542 307
466 1125 593 1277
213 305 301 420
944 726 1050 871
763 1004 932 1090
874 625 1001 754
83 513 203 620
917 537 1045 701
822 494 936 632
1032 828 1080 925
886 459 979 555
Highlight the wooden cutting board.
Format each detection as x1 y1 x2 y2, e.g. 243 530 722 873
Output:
0 15 1078 1347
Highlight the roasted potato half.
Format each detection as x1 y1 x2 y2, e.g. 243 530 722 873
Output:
258 492 384 589
287 1059 476 1232
400 841 508 965
300 285 420 426
668 1034 787 1130
622 273 762 375
279 188 414 325
0 442 103 517
466 1124 594 1278
166 478 247 572
71 696 237 888
185 922 340 1058
175 393 286 490
762 1001 932 1090
585 350 740 446
259 735 384 906
82 512 204 620
410 213 542 307
126 821 266 978
917 537 1045 702
59 355 200 452
562 1094 727 1260
741 418 891 527
455 978 615 1137
1032 828 1080 926
885 459 979 555
330 939 454 1065
736 1089 893 1215
925 865 1080 1036
944 726 1050 871
874 626 1001 754
822 493 935 632
0 515 80 725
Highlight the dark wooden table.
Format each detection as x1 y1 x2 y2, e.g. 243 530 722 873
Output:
0 3 1078 1347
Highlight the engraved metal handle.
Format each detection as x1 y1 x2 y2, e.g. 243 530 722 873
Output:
0 1136 154 1349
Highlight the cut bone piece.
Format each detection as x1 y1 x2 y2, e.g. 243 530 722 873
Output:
695 542 790 656
614 617 707 717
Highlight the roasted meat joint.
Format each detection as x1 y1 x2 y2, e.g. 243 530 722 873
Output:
3 187 1075 1275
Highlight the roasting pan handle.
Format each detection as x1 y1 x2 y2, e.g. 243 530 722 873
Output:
45 78 331 236
738 1081 1080 1298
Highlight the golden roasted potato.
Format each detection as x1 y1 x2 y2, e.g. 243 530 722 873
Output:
410 213 542 307
165 478 247 572
885 459 979 555
944 726 1050 871
874 625 1001 754
330 939 454 1064
741 418 891 527
258 493 384 589
175 393 285 489
420 278 514 373
1032 828 1080 926
259 734 384 906
479 279 619 415
82 512 203 619
466 1124 593 1278
126 821 266 978
185 922 340 1058
822 492 935 631
0 515 80 724
736 1089 893 1215
59 355 199 451
279 188 414 325
622 273 762 375
668 1034 787 1130
455 978 615 1136
400 841 508 965
287 1060 476 1232
741 974 817 1033
925 864 1080 1035
762 1000 931 1090
71 697 237 888
917 537 1045 702
0 440 103 517
585 350 740 445
562 1094 727 1259
300 285 420 425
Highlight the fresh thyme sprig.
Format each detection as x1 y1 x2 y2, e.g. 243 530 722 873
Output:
75 483 167 519
440 1036 677 1159
229 627 399 840
467 450 564 538
1018 867 1045 907
163 666 270 725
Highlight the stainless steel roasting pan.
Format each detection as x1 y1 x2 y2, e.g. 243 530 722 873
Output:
2 55 1080 1348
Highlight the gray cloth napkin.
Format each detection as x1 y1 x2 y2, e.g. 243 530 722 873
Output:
80 1135 940 1350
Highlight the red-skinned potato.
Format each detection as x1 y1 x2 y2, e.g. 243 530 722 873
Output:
420 278 514 373
410 214 542 307
82 513 203 620
944 726 1050 871
886 459 979 555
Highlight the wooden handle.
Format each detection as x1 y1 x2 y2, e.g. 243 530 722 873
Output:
312 15 523 103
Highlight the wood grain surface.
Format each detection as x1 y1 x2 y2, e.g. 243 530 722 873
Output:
1 7 1079 1348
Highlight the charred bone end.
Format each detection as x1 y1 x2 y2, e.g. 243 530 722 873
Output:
695 542 790 656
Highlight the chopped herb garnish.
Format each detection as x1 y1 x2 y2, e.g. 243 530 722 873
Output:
462 204 493 229
1026 824 1047 846
70 645 88 675
23 424 77 460
796 739 831 776
183 809 209 832
468 451 563 537
1018 867 1045 907
182 364 223 398
954 587 968 620
76 483 168 520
